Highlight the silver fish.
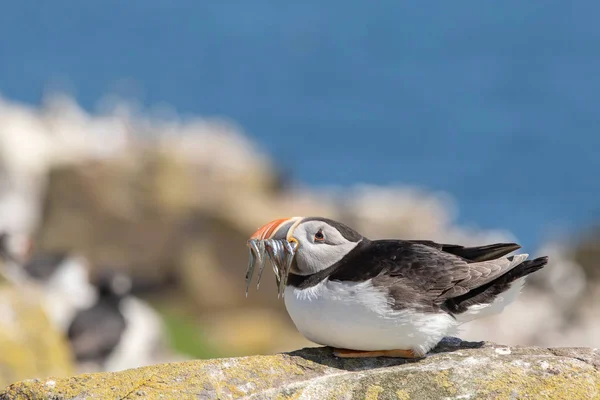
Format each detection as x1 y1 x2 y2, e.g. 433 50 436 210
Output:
245 238 298 298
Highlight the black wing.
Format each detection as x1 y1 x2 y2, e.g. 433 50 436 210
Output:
328 239 529 312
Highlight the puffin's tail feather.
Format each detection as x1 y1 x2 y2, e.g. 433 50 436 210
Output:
445 255 549 321
504 255 549 280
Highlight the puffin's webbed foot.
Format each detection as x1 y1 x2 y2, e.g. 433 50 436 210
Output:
332 348 420 359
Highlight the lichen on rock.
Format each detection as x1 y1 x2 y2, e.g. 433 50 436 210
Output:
2 337 598 399
0 283 74 390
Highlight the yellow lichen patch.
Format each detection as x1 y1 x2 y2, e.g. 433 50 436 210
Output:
396 389 411 400
365 385 384 400
322 382 361 400
209 353 321 397
477 362 600 399
0 284 74 389
433 369 457 395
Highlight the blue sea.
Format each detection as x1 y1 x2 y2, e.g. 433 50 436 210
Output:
1 1 599 250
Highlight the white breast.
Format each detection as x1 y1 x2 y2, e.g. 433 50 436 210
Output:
284 279 457 356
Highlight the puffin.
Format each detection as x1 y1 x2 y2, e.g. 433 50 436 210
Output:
0 234 98 330
18 251 99 331
67 270 131 368
245 216 549 358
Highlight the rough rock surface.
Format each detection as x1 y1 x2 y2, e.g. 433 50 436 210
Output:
0 283 74 389
2 338 598 399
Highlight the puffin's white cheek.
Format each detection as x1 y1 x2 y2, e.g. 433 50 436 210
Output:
295 243 357 274
295 250 323 275
319 244 357 266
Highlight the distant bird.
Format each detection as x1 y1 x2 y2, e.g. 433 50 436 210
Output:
245 216 549 358
20 251 98 331
67 270 131 367
68 268 167 373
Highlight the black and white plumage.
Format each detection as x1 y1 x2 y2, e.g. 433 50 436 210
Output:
67 270 131 366
0 234 98 330
66 269 167 373
246 216 548 358
23 252 99 331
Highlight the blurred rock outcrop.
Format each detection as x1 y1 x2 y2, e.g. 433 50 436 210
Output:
572 226 600 282
0 282 74 388
2 338 599 400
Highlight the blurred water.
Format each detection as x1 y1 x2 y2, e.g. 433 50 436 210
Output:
1 1 600 249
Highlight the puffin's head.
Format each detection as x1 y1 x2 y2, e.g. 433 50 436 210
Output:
246 216 363 296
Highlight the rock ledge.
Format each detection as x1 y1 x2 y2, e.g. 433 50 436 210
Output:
1 338 599 399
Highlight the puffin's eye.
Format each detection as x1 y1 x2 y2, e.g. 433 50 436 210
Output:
314 230 325 241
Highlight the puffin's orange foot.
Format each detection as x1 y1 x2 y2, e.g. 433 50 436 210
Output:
332 348 419 358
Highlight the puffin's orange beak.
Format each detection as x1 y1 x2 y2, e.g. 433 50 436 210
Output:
250 218 294 240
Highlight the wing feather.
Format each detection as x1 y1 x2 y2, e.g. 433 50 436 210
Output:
328 240 528 308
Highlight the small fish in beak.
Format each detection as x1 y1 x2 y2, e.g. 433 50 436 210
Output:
245 238 298 298
245 239 264 294
245 217 302 298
